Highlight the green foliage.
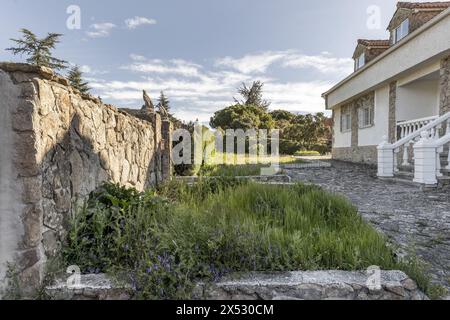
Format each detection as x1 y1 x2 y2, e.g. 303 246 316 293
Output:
2 263 22 300
283 113 331 152
158 91 170 112
209 100 331 155
67 65 90 94
234 81 271 110
210 104 274 130
294 150 321 157
6 29 67 70
199 164 267 177
63 181 431 299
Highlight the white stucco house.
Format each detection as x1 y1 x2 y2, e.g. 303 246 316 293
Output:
322 1 450 186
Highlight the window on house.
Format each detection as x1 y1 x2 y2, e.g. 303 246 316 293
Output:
340 107 351 132
355 53 365 71
358 106 374 128
393 19 409 44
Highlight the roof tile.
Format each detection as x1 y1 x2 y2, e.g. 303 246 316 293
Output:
397 2 450 10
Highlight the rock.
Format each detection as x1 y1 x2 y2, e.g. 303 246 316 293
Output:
46 274 134 300
42 229 59 257
0 62 54 79
16 248 40 272
21 204 43 248
121 160 130 184
12 101 35 132
198 271 427 301
69 150 84 196
402 278 418 291
21 176 42 204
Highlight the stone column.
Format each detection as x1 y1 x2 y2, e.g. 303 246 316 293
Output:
440 56 450 116
351 102 358 149
0 67 44 297
161 119 173 182
150 112 162 186
388 82 397 143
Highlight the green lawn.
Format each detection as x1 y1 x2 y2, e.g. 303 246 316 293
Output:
197 154 305 177
63 180 433 299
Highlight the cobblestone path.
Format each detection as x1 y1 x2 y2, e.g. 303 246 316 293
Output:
286 161 450 297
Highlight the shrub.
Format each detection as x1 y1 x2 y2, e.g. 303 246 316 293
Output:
64 182 431 299
294 150 321 157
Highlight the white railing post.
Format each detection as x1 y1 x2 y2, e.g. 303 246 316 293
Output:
377 136 394 177
402 143 410 166
447 148 450 170
413 132 438 185
436 147 443 177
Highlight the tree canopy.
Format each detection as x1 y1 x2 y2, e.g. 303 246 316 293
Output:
67 65 90 94
234 81 271 110
209 81 331 154
210 104 275 130
158 91 170 112
6 29 67 70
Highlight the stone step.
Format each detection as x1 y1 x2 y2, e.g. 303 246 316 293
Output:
397 165 413 173
438 176 450 185
395 171 414 179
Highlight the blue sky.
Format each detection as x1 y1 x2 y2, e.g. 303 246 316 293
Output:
0 0 428 122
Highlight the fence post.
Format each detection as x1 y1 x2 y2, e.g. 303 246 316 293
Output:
413 131 438 185
377 136 394 177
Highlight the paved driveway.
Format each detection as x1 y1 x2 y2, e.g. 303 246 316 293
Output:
286 161 450 297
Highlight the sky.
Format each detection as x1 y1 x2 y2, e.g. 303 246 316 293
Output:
0 0 431 123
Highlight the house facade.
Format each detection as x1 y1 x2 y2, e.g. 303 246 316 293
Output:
323 2 450 185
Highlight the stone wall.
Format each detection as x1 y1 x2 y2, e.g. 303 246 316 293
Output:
45 271 427 300
332 146 378 165
440 56 450 115
0 63 172 296
389 82 397 143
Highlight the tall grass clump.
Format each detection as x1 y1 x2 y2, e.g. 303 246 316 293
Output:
63 181 430 299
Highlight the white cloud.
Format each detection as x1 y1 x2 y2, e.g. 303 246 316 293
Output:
122 57 203 78
125 16 157 29
216 51 288 74
215 50 353 77
88 51 346 121
264 81 333 113
79 65 109 76
283 53 354 75
86 23 116 38
129 54 147 62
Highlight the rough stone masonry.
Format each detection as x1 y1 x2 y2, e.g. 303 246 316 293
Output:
0 63 173 296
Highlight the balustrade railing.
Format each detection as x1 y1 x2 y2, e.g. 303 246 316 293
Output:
397 115 438 140
378 112 450 183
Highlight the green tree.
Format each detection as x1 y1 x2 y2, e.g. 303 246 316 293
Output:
284 113 329 151
234 81 271 110
67 65 90 94
6 29 67 70
270 110 295 122
210 104 274 130
158 91 170 112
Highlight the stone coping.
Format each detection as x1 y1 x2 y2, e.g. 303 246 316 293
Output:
45 271 427 300
196 271 427 300
1 62 121 112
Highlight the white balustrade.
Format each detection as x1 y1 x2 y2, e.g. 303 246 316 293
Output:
378 112 450 181
397 115 439 139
